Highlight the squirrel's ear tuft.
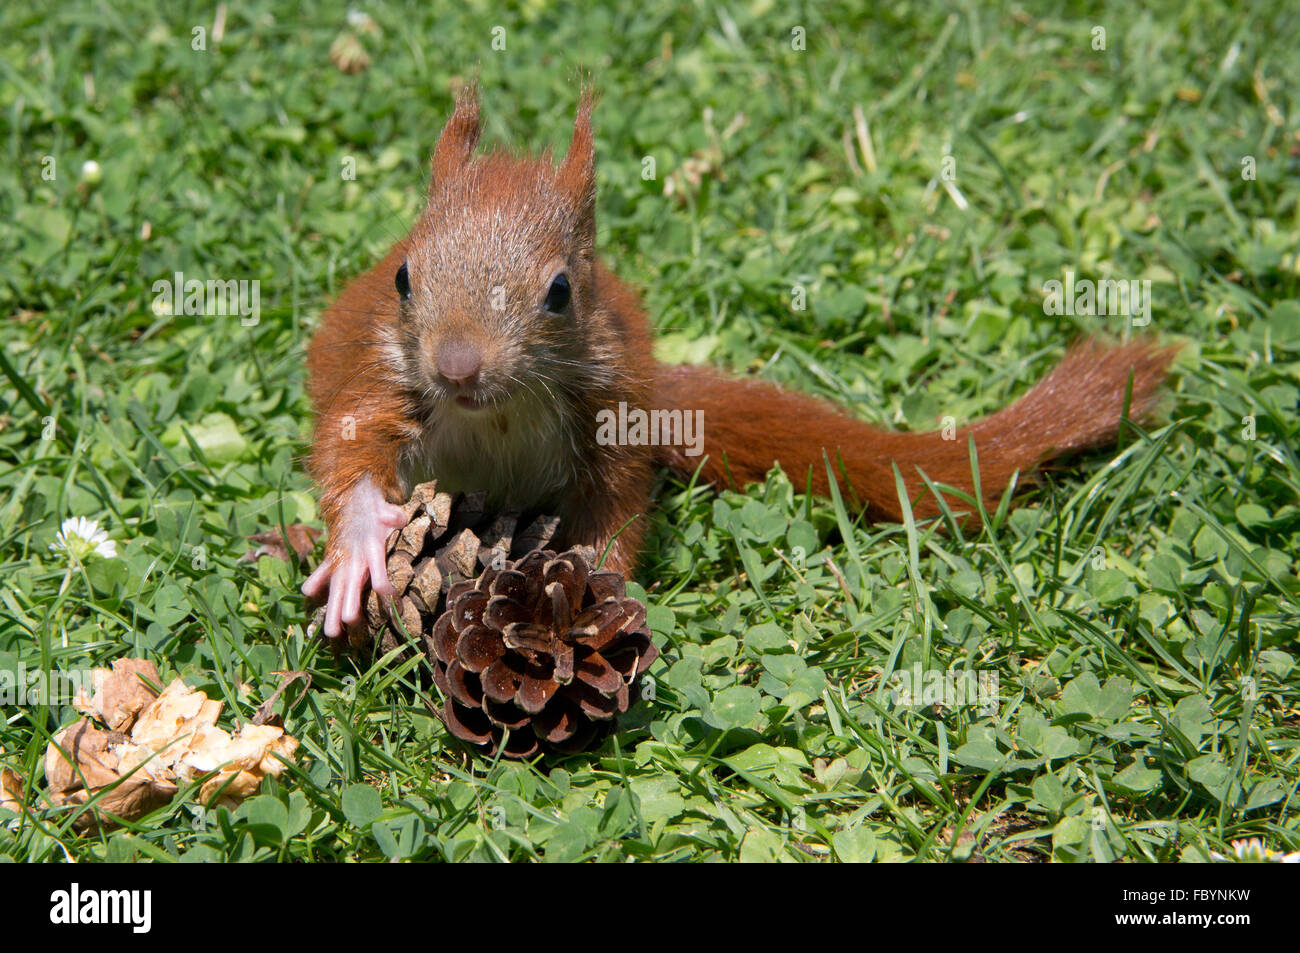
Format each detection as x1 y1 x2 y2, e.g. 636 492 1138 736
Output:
431 85 481 192
558 88 598 237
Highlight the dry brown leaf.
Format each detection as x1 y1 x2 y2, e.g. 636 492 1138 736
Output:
251 670 312 727
74 657 160 731
240 524 321 564
329 32 370 74
55 775 178 825
1 748 24 814
129 678 222 754
181 723 293 774
200 769 260 807
46 720 123 795
43 660 299 827
0 769 22 812
192 725 299 808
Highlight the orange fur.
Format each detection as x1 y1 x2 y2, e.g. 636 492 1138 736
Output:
654 339 1179 521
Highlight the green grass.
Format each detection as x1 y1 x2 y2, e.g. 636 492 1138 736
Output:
1 0 1298 862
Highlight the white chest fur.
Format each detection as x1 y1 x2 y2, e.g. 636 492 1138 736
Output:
399 394 576 509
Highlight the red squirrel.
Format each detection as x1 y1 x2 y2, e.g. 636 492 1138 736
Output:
303 86 1177 638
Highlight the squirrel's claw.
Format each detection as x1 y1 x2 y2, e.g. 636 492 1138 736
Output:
301 559 332 600
302 478 407 638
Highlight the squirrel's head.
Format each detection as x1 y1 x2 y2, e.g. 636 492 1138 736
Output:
396 85 603 417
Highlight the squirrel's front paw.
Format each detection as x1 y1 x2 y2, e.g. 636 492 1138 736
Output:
302 477 407 638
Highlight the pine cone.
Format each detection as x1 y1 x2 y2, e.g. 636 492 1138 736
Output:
432 548 658 758
306 482 657 757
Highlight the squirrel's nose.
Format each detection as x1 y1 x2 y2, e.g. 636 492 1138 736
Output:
436 341 483 386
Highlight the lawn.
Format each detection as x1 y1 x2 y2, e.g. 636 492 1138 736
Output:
0 0 1297 862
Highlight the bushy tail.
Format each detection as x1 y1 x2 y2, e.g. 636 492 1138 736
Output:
652 339 1178 520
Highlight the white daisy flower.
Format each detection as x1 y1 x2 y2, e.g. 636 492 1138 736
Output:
49 517 118 561
346 9 379 33
1210 837 1300 863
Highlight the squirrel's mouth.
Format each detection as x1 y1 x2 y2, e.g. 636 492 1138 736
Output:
454 394 488 411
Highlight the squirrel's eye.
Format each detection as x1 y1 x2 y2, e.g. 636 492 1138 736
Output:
395 262 411 300
543 272 571 314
